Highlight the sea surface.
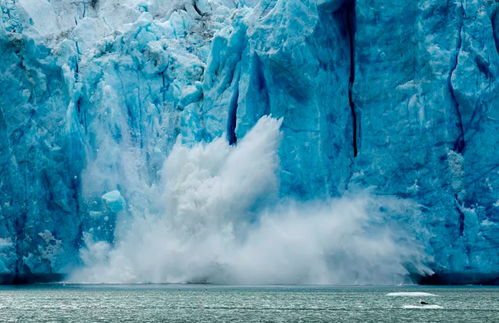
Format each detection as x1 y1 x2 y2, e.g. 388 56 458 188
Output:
0 285 498 322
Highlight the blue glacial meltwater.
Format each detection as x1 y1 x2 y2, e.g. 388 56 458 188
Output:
0 0 498 285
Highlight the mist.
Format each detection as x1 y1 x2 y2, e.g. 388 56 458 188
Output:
71 116 430 284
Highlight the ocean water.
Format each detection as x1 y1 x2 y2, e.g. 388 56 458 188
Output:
0 285 497 322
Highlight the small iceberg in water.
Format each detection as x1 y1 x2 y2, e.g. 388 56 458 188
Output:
402 304 443 309
386 292 438 297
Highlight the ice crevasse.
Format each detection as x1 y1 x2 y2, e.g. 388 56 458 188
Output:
0 0 498 284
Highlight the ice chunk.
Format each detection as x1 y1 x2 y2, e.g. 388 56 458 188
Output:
102 190 126 213
387 292 438 297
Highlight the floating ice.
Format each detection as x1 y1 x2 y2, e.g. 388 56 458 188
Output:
402 305 444 309
387 292 438 297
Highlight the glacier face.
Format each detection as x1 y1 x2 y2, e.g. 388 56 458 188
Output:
0 0 498 283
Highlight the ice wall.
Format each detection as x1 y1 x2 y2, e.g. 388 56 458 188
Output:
0 0 497 284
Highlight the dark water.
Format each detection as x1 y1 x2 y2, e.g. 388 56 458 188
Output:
0 285 498 322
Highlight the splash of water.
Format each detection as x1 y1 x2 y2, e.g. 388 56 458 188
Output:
71 116 429 284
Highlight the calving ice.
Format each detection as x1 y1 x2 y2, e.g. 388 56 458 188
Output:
72 116 428 284
0 0 498 285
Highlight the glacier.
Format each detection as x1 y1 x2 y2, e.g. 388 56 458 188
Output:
0 0 498 284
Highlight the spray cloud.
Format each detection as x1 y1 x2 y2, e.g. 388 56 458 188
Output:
72 116 429 284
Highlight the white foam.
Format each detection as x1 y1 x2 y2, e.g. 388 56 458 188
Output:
387 292 438 297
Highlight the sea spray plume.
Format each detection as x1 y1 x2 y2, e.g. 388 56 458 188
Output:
72 116 283 283
227 195 430 285
161 115 283 235
71 116 429 284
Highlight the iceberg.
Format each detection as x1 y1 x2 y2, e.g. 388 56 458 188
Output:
386 292 438 297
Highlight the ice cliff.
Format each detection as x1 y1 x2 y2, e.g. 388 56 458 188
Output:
0 0 498 284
